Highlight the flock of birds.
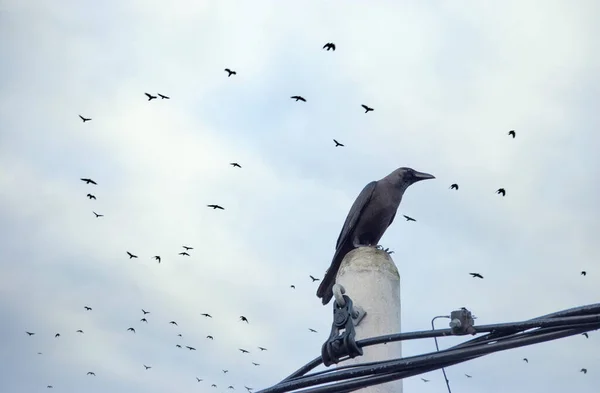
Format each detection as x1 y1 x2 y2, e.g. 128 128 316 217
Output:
29 169 326 390
25 309 271 391
25 236 325 390
21 40 594 391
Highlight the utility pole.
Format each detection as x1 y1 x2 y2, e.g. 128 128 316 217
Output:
334 246 403 393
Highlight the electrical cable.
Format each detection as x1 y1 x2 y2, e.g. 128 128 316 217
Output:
259 303 600 393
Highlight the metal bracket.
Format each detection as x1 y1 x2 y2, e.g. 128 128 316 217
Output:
449 307 476 335
332 284 367 327
321 293 365 366
352 305 367 326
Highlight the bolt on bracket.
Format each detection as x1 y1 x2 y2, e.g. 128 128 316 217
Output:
321 291 365 366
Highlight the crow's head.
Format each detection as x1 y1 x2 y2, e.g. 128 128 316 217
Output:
387 167 435 190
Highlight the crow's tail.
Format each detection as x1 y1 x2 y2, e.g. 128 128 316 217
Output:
316 243 354 305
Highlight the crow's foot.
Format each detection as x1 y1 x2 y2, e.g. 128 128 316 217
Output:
375 245 394 254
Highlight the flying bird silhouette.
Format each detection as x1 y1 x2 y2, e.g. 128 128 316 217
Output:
76 330 84 333
186 346 196 351
465 374 472 378
182 246 193 250
523 358 529 363
196 377 203 382
169 321 178 326
142 309 150 314
179 252 190 256
201 313 212 318
508 130 516 138
175 344 182 348
333 139 344 147
144 365 151 370
239 348 249 353
309 328 317 333
212 384 218 388
79 115 91 122
239 316 249 323
127 327 135 333
469 272 484 279
87 372 95 376
322 42 336 51
258 346 267 351
421 378 430 382
223 369 229 373
86 193 96 200
309 275 320 282
140 318 147 323
80 178 97 185
54 333 60 338
449 183 459 190
230 162 242 168
153 256 161 263
145 93 157 101
26 331 35 336
403 215 416 222
158 93 170 99
252 362 260 366
207 204 224 210
84 306 92 311
291 95 306 102
127 252 138 259
361 104 374 113
290 285 295 289
224 68 237 77
581 368 587 374
92 211 103 218
496 188 506 196
207 335 214 339
581 271 587 276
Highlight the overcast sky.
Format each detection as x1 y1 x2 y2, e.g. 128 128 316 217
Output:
1 1 599 392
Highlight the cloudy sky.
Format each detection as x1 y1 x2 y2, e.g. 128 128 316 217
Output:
1 1 599 392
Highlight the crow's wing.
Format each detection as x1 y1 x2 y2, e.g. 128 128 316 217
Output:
335 181 377 249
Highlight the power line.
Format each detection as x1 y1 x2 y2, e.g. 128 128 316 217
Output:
259 303 600 393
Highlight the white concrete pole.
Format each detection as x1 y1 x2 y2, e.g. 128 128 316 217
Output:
336 246 403 393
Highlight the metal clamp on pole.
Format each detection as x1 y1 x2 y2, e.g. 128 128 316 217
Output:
321 284 366 367
449 307 476 335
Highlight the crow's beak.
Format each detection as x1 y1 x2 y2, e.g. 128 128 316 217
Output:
413 171 435 181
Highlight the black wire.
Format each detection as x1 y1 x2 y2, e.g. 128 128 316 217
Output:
280 324 457 383
282 357 323 382
261 324 594 393
285 357 476 393
280 311 600 385
264 304 600 393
